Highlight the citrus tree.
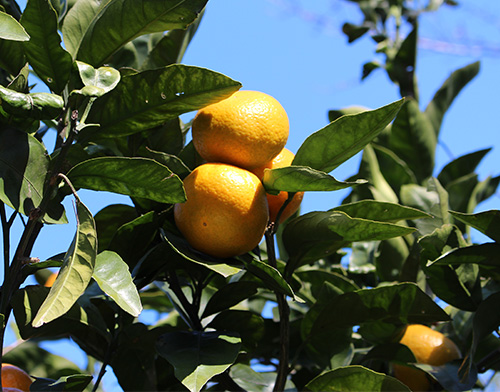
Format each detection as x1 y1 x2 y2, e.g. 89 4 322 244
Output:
0 1 499 391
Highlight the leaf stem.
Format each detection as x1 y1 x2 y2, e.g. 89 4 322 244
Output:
167 271 203 331
265 229 290 392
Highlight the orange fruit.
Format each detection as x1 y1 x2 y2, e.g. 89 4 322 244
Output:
393 324 461 391
174 163 269 258
1 363 33 392
191 90 289 170
44 271 58 287
252 148 304 223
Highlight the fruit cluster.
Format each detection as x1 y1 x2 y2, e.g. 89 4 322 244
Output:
174 90 304 258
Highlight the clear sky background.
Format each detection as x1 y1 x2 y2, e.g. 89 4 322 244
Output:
3 0 500 390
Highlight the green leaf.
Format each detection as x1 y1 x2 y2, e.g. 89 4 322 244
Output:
425 61 480 136
140 12 204 70
0 39 26 76
94 203 138 252
331 200 430 223
160 230 242 278
305 365 411 392
450 210 500 243
156 330 241 392
32 200 97 327
82 65 241 139
0 11 30 41
62 0 208 66
263 165 366 194
307 283 449 347
20 0 73 93
390 99 436 182
429 243 500 271
207 310 265 349
437 148 491 188
74 61 121 97
30 374 93 391
0 86 64 120
202 281 260 318
293 99 404 173
93 251 142 317
0 127 48 216
230 364 295 392
67 157 186 204
243 257 295 297
342 23 370 43
282 210 415 272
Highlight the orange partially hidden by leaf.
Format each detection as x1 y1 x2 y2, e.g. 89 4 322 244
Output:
44 271 58 287
393 324 461 391
1 363 33 392
252 148 304 223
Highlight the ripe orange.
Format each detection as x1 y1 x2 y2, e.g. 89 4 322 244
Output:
174 163 269 258
393 324 461 391
44 271 58 287
191 90 289 170
252 148 304 223
1 363 33 392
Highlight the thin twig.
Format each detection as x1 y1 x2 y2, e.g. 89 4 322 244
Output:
265 229 290 392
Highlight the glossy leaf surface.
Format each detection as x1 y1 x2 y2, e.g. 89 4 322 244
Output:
0 11 29 41
83 65 241 139
33 200 97 327
93 251 142 317
156 330 241 392
67 157 186 204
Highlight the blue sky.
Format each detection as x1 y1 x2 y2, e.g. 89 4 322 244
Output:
3 0 500 390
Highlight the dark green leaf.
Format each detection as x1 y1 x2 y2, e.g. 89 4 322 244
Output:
83 65 241 139
263 165 366 194
0 86 64 120
0 39 26 76
437 148 491 188
141 12 204 69
331 200 430 223
30 374 93 391
371 144 418 192
161 230 242 278
156 330 241 392
93 251 142 317
33 200 97 327
7 62 29 92
243 257 295 297
386 25 418 99
362 343 416 364
429 243 500 270
282 210 415 271
67 157 186 204
425 61 480 136
418 361 477 392
20 0 73 93
362 61 381 80
143 148 191 180
207 310 265 349
94 203 138 252
62 0 208 66
230 364 295 392
305 365 411 392
202 281 260 318
450 210 500 243
293 99 404 173
342 22 370 43
0 11 29 41
390 98 436 182
0 127 48 216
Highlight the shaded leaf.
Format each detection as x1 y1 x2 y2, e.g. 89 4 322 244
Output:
429 243 500 270
156 330 241 392
0 85 64 120
282 210 415 272
390 98 436 182
30 374 93 391
207 310 265 349
293 99 404 173
93 251 142 317
62 0 208 66
94 203 138 252
20 0 73 93
331 200 430 223
0 11 29 41
242 257 295 298
342 22 369 43
305 365 411 392
83 65 241 139
425 61 480 136
67 157 186 204
33 200 97 327
202 281 260 318
0 127 48 216
0 39 26 76
263 165 366 194
450 210 500 243
437 148 491 188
